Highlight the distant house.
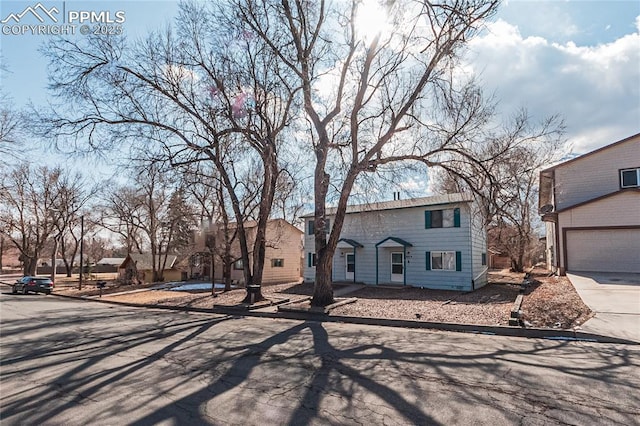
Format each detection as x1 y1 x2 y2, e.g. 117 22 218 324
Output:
539 133 640 274
488 248 510 270
192 219 303 285
118 253 183 283
95 257 126 273
96 258 126 267
303 193 488 291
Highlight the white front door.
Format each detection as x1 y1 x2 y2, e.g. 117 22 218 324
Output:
345 253 355 280
391 252 404 283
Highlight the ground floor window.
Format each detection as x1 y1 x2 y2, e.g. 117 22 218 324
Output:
307 252 317 267
271 258 284 267
233 259 244 270
426 251 462 271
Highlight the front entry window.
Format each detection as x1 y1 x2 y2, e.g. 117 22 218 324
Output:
346 253 355 280
391 252 404 282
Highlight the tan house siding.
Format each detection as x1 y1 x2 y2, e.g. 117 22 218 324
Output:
540 133 640 274
196 219 303 285
263 222 303 284
556 190 640 273
558 191 640 228
552 135 640 211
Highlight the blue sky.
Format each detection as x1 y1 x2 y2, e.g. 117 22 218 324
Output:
1 0 639 167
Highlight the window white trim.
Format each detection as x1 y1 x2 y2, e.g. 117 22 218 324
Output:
620 168 640 188
431 251 456 271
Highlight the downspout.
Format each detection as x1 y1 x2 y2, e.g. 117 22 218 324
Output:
353 246 356 283
375 246 378 285
403 246 407 286
468 202 475 291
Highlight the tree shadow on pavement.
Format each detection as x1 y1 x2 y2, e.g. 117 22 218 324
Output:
2 303 639 426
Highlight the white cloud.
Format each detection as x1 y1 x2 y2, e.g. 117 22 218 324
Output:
467 17 640 154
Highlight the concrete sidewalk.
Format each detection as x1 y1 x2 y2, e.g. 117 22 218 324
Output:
567 272 640 343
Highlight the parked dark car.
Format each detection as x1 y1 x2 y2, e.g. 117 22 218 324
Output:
12 276 54 295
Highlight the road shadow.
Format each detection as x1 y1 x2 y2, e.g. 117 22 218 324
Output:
1 301 639 425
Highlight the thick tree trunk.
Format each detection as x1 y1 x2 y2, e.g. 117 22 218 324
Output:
213 155 254 290
242 145 277 303
311 169 358 307
312 255 334 306
210 252 216 296
223 259 232 292
63 259 71 277
24 256 38 276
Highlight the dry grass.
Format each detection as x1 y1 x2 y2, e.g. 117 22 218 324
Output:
520 268 593 328
53 268 592 329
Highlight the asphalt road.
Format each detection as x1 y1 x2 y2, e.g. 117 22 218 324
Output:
1 291 639 425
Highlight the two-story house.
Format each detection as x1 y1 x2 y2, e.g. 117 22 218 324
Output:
539 133 640 275
303 193 488 291
193 219 303 285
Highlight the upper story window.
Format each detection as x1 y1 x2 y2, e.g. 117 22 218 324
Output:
620 168 640 188
425 208 460 229
271 258 284 268
308 219 330 235
233 259 244 270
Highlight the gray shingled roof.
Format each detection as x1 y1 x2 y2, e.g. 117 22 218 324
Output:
301 193 473 218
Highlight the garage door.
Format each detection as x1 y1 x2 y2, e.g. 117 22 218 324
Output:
566 229 640 273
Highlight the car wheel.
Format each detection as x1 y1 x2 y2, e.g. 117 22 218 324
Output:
12 286 17 294
45 290 51 295
22 286 28 295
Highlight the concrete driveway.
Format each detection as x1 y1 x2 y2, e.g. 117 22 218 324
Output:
567 272 640 343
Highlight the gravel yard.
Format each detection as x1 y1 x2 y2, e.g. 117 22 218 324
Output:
519 269 594 328
52 268 592 329
329 283 520 325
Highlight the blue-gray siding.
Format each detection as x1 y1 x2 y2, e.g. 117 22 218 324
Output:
304 201 485 291
469 203 488 288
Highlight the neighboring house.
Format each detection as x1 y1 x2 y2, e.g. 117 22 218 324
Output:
488 248 511 270
539 133 640 275
0 245 21 271
303 193 488 291
95 257 126 273
96 258 126 267
192 219 303 285
118 253 183 282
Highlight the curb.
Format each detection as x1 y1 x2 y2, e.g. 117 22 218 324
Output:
45 291 638 345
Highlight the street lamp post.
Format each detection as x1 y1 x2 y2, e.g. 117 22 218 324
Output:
51 235 60 283
78 215 84 290
50 208 63 283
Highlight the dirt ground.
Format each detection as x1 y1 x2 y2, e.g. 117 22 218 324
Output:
52 268 592 329
519 268 594 328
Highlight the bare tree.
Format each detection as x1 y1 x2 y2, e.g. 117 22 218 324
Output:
434 110 565 271
0 165 66 275
100 185 146 255
50 171 97 278
236 0 503 305
122 162 196 282
182 162 238 292
42 1 300 301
